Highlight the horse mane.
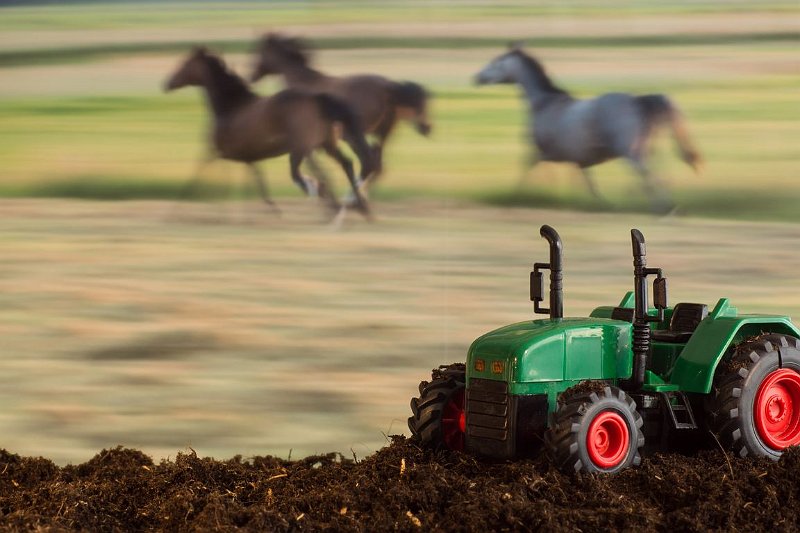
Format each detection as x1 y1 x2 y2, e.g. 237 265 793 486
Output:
200 52 256 111
512 50 570 96
265 34 313 67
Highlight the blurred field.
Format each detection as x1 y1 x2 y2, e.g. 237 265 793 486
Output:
2 199 800 464
0 1 798 221
0 1 799 465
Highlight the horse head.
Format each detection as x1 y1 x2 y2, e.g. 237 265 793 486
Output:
251 33 312 82
474 48 524 86
393 82 432 136
164 46 211 92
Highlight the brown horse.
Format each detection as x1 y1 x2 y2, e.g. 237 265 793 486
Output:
250 33 431 187
164 46 374 219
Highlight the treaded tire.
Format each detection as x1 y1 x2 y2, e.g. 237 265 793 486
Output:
408 364 466 451
545 385 644 473
709 333 800 460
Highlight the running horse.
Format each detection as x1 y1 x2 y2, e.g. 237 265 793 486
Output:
475 45 702 212
164 46 374 220
250 33 432 189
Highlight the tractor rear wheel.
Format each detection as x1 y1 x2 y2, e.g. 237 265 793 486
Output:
545 385 644 473
709 333 800 459
408 364 466 451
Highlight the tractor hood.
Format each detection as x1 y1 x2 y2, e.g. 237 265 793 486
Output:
467 317 632 385
469 318 574 358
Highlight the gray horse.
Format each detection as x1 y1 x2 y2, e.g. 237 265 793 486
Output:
475 46 701 211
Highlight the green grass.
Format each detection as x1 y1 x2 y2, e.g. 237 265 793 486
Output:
1 1 796 32
2 71 798 221
2 32 797 68
0 2 798 222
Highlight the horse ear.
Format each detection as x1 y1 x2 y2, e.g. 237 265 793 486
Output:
507 40 524 51
192 45 208 55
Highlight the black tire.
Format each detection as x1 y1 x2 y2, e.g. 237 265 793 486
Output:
709 333 800 460
407 364 466 451
545 385 644 473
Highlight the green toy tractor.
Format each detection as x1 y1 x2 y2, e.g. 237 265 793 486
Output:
408 225 800 473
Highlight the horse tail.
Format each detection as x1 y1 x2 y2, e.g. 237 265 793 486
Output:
315 93 375 179
389 81 432 136
638 94 702 173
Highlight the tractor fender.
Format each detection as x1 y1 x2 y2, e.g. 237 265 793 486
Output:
670 312 800 394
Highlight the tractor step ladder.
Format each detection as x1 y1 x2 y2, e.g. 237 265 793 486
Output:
658 391 698 430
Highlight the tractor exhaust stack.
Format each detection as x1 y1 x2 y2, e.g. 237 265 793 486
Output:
531 225 563 320
630 229 667 390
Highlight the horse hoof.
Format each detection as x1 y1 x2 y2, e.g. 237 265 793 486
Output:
328 207 347 229
302 176 320 198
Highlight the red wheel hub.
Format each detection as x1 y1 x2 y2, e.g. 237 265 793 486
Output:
586 410 630 468
754 368 800 450
441 388 466 451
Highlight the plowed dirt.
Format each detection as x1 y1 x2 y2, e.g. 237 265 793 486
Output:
1 437 797 532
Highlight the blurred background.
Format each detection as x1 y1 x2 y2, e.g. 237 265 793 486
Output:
0 0 798 465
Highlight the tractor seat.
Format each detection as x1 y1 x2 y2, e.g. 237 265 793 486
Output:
610 307 634 322
651 303 708 343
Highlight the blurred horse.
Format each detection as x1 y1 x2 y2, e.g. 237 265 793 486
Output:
164 46 374 220
475 46 701 212
250 33 432 188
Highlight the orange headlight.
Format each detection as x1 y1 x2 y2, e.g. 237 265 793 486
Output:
492 361 504 374
474 359 485 372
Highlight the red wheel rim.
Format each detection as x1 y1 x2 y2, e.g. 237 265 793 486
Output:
441 388 466 451
586 410 630 468
754 368 800 450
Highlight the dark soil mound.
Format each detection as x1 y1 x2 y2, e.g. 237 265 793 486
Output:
1 438 798 531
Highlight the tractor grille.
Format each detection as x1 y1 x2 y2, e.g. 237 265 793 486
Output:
466 378 509 442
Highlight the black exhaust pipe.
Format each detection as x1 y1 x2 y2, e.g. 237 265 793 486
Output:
630 229 649 390
531 225 563 320
629 229 667 390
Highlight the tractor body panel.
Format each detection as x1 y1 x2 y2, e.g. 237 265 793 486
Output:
464 317 633 459
466 317 633 391
592 295 800 393
670 313 800 393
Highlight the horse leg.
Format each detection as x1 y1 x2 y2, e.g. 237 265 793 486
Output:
167 154 216 221
578 166 610 205
177 154 215 200
627 156 674 214
294 152 342 221
288 153 320 197
516 150 540 190
248 164 281 216
359 112 395 191
368 142 384 189
324 142 373 221
370 118 395 183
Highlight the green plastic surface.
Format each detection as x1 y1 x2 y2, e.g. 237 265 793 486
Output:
465 295 800 416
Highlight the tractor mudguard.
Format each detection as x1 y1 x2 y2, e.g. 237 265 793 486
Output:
670 299 800 393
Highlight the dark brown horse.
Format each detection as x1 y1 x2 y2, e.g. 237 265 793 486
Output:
164 46 374 219
250 33 431 188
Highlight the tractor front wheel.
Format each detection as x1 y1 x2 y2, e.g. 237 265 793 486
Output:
710 333 800 459
545 385 644 473
408 364 466 451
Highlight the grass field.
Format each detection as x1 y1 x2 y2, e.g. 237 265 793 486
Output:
0 1 798 221
0 1 799 465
